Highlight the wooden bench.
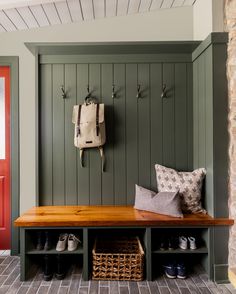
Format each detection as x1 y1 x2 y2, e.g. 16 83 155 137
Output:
14 206 234 282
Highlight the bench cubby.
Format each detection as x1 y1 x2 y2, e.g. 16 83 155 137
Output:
15 206 233 282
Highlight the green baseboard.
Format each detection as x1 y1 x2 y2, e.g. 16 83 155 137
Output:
214 264 229 283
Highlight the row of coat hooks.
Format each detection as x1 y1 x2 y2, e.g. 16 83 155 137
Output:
60 84 168 100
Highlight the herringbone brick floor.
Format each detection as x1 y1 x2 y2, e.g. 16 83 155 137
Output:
0 253 235 294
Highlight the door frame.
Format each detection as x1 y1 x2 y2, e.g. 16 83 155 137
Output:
0 57 19 255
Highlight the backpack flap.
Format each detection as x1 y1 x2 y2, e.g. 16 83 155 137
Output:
73 103 106 149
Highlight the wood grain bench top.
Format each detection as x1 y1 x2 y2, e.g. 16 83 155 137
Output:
14 206 234 227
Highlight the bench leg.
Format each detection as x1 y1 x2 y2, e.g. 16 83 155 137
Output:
145 228 152 281
83 228 89 281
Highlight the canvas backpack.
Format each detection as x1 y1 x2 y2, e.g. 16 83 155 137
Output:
72 102 106 171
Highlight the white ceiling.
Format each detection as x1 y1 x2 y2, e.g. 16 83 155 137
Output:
0 0 197 33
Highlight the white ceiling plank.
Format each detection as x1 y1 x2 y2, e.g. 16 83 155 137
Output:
29 5 49 27
139 0 152 12
67 0 83 22
105 0 116 17
161 0 174 9
80 0 94 20
93 0 104 19
17 6 39 28
42 3 61 25
127 0 140 14
172 0 185 7
0 0 63 10
117 0 129 16
4 8 28 29
0 10 17 31
183 0 195 5
149 0 163 10
55 1 71 24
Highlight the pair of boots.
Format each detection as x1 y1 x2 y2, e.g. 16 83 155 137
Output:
36 231 52 251
43 254 66 281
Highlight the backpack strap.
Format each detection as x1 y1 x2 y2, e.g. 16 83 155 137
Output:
96 103 99 136
76 105 82 137
79 149 84 168
98 146 105 172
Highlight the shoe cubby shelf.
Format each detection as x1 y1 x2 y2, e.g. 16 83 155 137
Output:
152 247 208 254
19 226 213 282
26 248 84 255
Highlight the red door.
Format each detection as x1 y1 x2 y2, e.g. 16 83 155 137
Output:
0 67 10 249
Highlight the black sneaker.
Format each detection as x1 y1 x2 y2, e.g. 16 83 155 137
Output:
163 263 176 279
43 255 53 281
159 237 168 251
55 254 66 280
44 231 52 251
36 231 44 251
168 237 177 250
176 262 187 279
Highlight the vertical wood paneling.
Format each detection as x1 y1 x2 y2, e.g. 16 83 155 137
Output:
114 64 126 205
52 64 65 205
77 64 90 204
150 63 162 191
205 47 214 215
162 63 175 168
101 64 114 205
198 54 206 168
40 64 53 205
65 64 77 205
175 63 188 170
40 59 193 206
193 60 199 169
126 64 138 204
89 64 102 205
138 64 150 188
187 63 193 171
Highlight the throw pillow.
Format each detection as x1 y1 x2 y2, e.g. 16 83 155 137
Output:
134 184 183 218
155 164 206 214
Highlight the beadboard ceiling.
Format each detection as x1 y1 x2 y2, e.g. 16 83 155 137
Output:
0 0 197 33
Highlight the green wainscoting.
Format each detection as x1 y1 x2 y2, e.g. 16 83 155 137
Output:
39 61 193 206
192 34 229 282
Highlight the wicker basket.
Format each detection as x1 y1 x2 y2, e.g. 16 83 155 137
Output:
92 236 144 281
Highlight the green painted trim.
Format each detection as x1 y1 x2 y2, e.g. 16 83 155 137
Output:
40 54 192 64
25 41 200 56
0 56 19 256
214 264 229 284
192 32 228 61
35 52 39 206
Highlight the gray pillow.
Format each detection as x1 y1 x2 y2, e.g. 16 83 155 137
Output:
134 185 183 218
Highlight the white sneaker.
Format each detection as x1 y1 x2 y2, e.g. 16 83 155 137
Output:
68 234 81 251
56 233 68 252
179 236 188 250
188 237 197 250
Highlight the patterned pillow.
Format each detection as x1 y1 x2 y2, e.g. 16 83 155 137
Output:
134 185 183 218
155 164 206 214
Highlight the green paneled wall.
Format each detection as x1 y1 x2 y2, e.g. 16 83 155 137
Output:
193 42 228 218
39 60 193 206
192 35 229 279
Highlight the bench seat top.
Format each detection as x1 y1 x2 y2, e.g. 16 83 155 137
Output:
14 206 234 227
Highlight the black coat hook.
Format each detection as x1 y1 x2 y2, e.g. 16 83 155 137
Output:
161 84 167 98
136 84 141 99
60 85 66 99
112 84 116 98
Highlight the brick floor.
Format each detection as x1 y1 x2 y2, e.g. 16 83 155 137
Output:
0 255 235 294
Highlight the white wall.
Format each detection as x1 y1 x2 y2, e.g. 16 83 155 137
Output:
193 0 224 40
0 6 193 213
